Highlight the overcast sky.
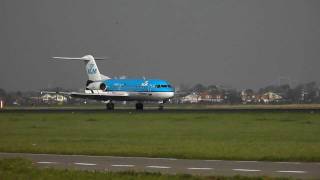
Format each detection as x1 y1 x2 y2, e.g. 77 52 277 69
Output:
1 0 320 91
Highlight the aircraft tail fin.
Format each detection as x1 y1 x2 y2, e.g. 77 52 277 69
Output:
52 55 110 81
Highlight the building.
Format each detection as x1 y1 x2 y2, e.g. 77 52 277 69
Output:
260 92 283 103
241 89 256 103
181 92 225 104
199 92 212 102
211 94 224 103
181 93 201 103
40 94 68 104
0 99 4 109
199 92 224 103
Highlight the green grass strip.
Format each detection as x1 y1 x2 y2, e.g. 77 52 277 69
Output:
0 112 319 161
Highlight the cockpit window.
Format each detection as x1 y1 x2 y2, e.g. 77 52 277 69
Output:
155 84 171 88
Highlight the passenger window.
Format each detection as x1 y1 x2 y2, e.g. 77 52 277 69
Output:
168 85 172 88
156 85 161 88
161 85 167 88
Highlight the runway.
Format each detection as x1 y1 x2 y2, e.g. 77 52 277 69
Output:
0 152 319 178
1 107 320 113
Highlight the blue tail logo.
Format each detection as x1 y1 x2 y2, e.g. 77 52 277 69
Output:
87 64 97 74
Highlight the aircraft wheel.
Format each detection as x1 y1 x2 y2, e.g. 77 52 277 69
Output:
135 103 144 111
158 104 164 110
106 102 114 110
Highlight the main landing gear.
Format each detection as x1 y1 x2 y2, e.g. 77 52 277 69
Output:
106 101 143 111
106 102 115 110
135 102 144 111
158 100 167 110
135 101 166 111
158 104 164 110
105 101 166 111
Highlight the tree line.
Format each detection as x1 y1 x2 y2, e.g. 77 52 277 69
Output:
177 81 320 104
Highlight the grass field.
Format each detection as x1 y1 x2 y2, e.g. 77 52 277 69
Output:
0 158 292 180
0 112 319 161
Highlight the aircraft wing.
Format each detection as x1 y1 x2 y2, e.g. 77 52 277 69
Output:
41 91 130 101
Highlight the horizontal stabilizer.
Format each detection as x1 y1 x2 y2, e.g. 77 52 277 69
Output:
53 57 107 61
40 91 71 96
100 74 111 80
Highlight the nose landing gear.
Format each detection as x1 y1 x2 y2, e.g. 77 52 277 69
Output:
106 102 115 110
158 100 167 110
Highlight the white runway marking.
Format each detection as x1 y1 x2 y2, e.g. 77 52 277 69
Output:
146 165 171 169
233 169 261 172
277 170 306 174
141 157 177 161
275 162 301 165
188 167 212 170
74 163 96 166
204 160 222 162
111 164 135 167
235 160 258 163
37 161 57 164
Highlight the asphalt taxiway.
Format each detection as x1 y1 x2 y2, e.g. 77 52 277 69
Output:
0 152 319 178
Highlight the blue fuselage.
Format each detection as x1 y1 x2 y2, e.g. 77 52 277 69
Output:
104 79 174 93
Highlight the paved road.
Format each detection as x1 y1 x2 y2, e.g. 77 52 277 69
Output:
0 153 319 178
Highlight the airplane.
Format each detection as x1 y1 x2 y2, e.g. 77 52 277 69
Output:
44 55 175 110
